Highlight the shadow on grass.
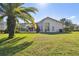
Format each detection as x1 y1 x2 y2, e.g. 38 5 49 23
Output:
40 32 72 35
0 37 26 46
0 37 33 56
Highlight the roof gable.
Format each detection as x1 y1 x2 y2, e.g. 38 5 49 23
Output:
38 17 63 24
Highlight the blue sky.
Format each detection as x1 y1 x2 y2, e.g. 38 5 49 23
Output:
21 3 79 25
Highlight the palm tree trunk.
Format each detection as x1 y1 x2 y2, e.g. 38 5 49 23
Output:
7 16 16 39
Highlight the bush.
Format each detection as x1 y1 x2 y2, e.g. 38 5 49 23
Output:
0 30 5 34
4 29 8 33
64 28 72 32
4 28 20 33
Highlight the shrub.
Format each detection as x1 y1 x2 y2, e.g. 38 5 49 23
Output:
0 30 5 34
64 28 72 32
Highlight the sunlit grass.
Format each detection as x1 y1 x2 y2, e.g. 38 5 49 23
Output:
0 32 79 56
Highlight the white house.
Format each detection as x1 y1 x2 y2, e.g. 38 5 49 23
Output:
0 21 7 31
37 17 65 33
0 17 65 33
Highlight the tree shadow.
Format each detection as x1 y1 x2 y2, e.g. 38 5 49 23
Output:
0 38 9 44
0 37 26 46
0 37 33 56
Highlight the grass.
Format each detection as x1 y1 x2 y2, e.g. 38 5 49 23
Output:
0 32 79 56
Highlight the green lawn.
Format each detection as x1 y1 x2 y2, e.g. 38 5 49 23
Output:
0 32 79 56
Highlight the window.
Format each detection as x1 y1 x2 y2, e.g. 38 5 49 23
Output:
45 23 50 32
52 26 54 31
40 26 43 31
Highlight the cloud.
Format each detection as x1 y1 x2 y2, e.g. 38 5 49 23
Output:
67 16 76 19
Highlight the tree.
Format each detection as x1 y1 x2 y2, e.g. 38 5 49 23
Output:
60 18 73 32
60 18 66 24
60 18 72 26
0 3 38 38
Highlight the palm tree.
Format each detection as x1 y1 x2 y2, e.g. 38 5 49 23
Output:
0 3 38 38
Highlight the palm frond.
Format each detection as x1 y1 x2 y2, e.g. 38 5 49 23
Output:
0 7 5 13
15 7 38 14
15 18 21 28
16 14 30 24
23 7 38 13
0 4 9 11
15 9 35 23
16 9 37 28
0 3 38 29
13 3 24 8
0 4 6 13
16 18 20 24
21 13 37 29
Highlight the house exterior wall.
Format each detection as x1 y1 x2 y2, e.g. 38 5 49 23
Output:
0 22 7 31
38 17 65 33
0 17 65 33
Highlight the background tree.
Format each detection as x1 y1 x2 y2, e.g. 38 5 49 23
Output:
0 3 38 38
60 18 74 32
